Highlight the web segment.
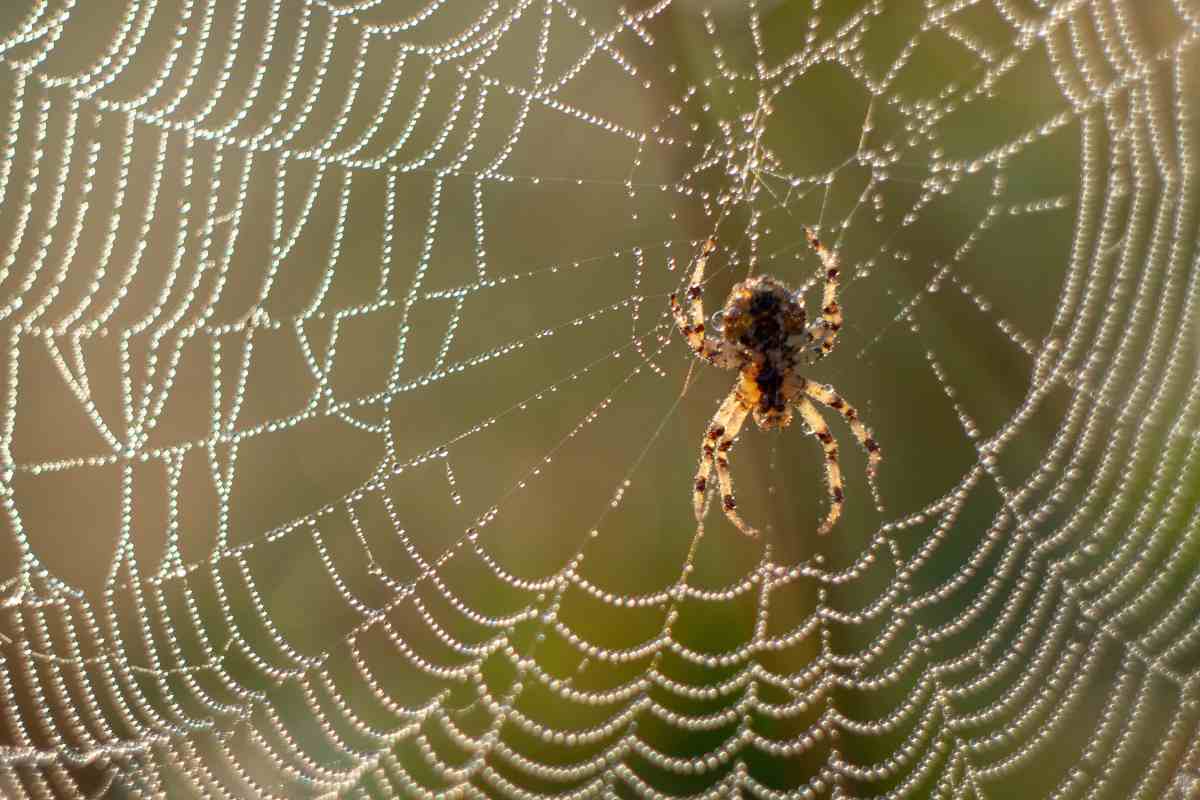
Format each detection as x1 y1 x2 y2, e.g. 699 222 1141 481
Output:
0 1 1198 798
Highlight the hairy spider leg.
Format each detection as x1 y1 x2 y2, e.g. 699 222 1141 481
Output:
688 237 718 321
693 391 755 536
670 237 738 367
713 406 755 538
795 396 844 535
803 381 882 478
692 392 733 520
804 227 843 357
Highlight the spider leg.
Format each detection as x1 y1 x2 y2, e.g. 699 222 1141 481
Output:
803 381 882 479
694 390 755 537
713 405 755 537
795 396 844 535
693 390 738 521
671 238 740 368
804 227 843 358
686 237 717 325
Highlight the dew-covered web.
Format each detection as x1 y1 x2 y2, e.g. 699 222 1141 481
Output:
1 0 1199 798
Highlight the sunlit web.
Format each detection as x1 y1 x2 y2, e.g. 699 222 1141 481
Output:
1 1 1199 798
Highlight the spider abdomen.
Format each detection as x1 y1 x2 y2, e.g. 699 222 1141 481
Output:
740 362 792 429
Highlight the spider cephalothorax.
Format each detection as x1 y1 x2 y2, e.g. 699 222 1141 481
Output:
670 231 881 538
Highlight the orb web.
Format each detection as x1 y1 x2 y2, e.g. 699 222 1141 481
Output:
0 1 1198 798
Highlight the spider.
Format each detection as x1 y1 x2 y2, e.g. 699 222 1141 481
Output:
670 230 881 538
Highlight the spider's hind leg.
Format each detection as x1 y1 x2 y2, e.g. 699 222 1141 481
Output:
803 381 882 479
694 391 755 537
795 396 844 535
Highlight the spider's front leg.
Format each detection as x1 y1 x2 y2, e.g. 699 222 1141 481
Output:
671 238 739 368
694 390 756 537
804 228 843 358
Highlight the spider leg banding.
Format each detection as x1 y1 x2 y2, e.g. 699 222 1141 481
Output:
804 227 844 358
673 234 882 538
795 395 844 535
692 391 755 537
670 237 739 369
803 381 882 479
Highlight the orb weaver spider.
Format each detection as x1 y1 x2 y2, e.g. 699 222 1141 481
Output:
670 230 881 538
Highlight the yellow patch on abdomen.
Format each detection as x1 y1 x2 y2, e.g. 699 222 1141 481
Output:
738 368 762 407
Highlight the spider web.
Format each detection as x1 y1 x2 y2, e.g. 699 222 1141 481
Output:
0 0 1198 797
